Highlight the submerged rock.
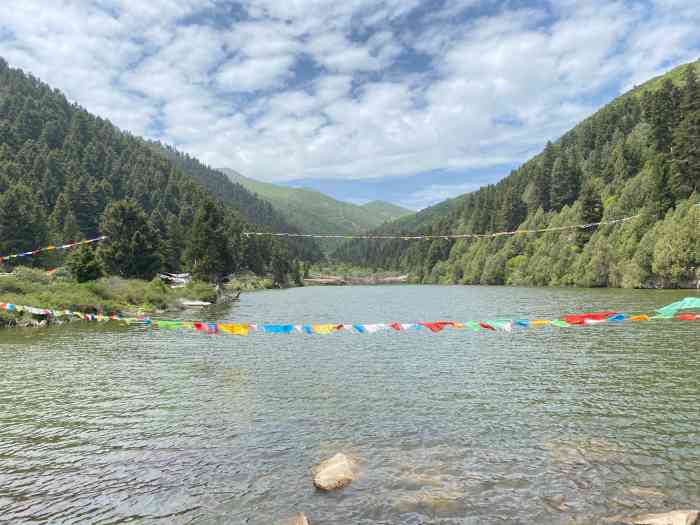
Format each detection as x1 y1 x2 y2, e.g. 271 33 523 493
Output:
312 453 356 491
393 489 466 517
613 510 699 525
286 512 310 525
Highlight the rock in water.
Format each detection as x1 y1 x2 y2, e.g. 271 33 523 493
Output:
312 453 356 491
619 510 699 525
286 512 310 525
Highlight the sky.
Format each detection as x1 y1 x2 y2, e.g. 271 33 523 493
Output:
1 1 699 210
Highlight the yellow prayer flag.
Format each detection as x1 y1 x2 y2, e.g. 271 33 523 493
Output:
218 323 249 336
629 315 650 321
530 319 551 327
312 324 336 334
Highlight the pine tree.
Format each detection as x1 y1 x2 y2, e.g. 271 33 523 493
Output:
183 200 233 282
98 200 162 279
67 177 99 237
646 79 679 152
669 112 700 199
291 260 304 286
603 130 629 183
525 141 556 212
48 192 82 243
679 64 699 114
67 245 103 282
644 155 674 219
162 214 184 272
0 184 48 264
270 245 292 287
550 155 578 210
669 65 700 199
576 181 603 247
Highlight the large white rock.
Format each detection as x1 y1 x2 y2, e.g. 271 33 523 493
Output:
312 453 356 491
619 510 699 525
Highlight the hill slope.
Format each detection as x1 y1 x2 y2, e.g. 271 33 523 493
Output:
0 57 320 280
359 200 413 224
221 168 411 234
151 147 321 262
336 59 700 288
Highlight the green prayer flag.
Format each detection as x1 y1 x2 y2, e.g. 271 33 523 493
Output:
465 321 481 332
656 297 700 317
156 320 182 330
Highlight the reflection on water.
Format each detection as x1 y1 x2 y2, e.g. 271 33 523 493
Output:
1 285 698 524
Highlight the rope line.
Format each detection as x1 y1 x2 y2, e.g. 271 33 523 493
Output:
242 215 639 240
0 236 108 262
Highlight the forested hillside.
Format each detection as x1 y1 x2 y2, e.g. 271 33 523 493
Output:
0 57 319 282
336 60 700 288
152 145 321 262
221 168 411 234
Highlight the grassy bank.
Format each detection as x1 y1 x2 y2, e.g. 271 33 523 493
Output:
309 263 408 281
0 266 217 317
225 271 276 292
0 267 304 328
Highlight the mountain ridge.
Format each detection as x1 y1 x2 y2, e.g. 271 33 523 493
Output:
220 168 411 234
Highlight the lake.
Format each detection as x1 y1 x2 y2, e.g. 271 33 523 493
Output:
1 285 699 524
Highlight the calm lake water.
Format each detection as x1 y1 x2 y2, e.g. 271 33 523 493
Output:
1 285 699 524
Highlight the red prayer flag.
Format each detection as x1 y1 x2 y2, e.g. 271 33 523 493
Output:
419 321 456 333
562 311 617 325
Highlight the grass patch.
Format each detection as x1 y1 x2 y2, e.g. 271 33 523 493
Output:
227 271 275 291
0 267 218 315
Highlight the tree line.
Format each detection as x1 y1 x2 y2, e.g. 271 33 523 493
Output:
335 61 699 288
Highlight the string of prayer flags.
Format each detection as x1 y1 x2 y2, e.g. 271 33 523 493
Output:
0 236 107 264
243 215 639 241
1 298 697 337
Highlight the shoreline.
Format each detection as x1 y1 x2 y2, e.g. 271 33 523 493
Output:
0 269 301 330
3 274 698 331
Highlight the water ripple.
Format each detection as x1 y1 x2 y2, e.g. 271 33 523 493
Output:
0 286 698 524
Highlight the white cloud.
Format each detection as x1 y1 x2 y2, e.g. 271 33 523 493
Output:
216 55 296 92
399 181 485 210
0 0 698 197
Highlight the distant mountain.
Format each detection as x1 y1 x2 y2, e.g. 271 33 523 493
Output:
359 200 414 223
220 168 411 234
151 147 322 262
336 59 700 288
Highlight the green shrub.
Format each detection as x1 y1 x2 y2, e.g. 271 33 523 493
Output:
12 266 51 284
0 276 31 295
181 281 217 302
144 277 169 309
67 246 103 283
